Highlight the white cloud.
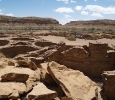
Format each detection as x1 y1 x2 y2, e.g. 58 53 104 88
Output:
54 7 74 13
91 12 103 17
71 0 76 3
75 6 83 10
57 0 69 3
6 13 14 16
84 5 115 14
81 11 88 15
64 14 71 18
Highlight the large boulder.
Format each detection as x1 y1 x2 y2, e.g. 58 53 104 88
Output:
26 82 57 100
40 62 55 84
48 61 102 100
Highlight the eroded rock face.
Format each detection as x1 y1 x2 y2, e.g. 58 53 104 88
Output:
26 82 57 100
40 62 55 84
102 71 115 100
48 61 102 100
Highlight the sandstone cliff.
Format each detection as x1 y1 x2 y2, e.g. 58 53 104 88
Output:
0 15 59 26
65 19 115 26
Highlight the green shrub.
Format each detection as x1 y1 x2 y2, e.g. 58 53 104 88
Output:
65 36 76 41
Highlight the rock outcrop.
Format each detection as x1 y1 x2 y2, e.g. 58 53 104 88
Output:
48 61 102 100
65 19 115 26
0 15 59 26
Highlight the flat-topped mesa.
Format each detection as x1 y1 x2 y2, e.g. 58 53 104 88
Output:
65 19 115 26
0 15 59 25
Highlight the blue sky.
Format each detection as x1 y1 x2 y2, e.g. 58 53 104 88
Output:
0 0 115 24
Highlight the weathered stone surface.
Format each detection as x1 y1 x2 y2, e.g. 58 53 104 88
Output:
40 62 55 84
102 71 115 100
47 43 115 78
17 59 38 70
8 61 15 66
0 82 26 99
1 73 29 82
26 82 57 100
48 61 102 100
0 65 40 99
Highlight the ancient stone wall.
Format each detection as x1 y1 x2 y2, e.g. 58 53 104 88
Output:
48 42 115 78
102 71 115 100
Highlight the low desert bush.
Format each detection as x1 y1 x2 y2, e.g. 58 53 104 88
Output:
65 36 76 41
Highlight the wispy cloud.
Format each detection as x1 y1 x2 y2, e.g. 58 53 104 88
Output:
71 0 76 3
84 5 115 14
64 14 71 18
81 11 88 15
75 6 83 10
57 0 76 3
54 7 74 13
91 12 103 17
57 0 69 4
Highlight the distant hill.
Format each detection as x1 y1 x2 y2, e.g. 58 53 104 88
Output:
0 15 59 26
65 19 115 26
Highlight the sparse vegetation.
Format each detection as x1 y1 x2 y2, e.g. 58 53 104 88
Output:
65 36 76 41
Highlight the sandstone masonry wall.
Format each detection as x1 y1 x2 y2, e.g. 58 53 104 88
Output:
48 42 115 78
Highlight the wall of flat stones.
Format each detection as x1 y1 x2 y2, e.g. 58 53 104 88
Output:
48 43 115 78
102 71 115 100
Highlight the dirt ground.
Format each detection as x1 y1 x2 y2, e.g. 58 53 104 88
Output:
40 36 115 47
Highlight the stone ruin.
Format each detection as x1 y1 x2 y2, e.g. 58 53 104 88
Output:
0 34 115 100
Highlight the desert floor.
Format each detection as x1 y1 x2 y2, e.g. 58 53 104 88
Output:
40 36 115 47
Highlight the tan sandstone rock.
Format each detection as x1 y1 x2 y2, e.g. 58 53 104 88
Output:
0 82 26 99
1 73 29 82
0 64 40 99
26 82 57 100
17 59 38 70
48 61 102 100
102 71 115 100
40 62 55 84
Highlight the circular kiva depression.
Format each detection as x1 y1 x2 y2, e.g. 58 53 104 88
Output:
11 38 34 41
0 40 9 46
35 41 56 47
0 46 37 58
13 42 27 45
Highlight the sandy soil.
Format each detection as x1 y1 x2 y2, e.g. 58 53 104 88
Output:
40 36 115 47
